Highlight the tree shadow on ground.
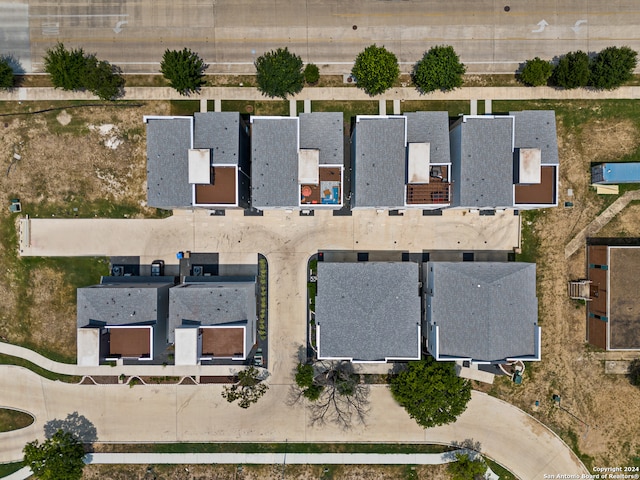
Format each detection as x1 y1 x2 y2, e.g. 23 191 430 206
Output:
443 438 483 461
44 412 97 448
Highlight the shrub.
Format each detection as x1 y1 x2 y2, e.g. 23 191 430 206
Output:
255 47 304 99
552 51 590 88
590 46 637 90
519 57 553 86
304 63 320 84
0 57 15 89
351 44 399 96
629 358 640 386
412 45 466 93
160 48 207 96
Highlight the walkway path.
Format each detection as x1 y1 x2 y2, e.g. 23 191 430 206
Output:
564 189 640 258
4 85 640 103
4 450 498 480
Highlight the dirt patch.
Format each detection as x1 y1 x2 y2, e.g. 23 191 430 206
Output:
82 463 449 480
489 114 640 466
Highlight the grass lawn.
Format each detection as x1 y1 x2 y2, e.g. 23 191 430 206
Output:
0 353 81 382
221 99 289 116
0 408 34 432
0 462 23 477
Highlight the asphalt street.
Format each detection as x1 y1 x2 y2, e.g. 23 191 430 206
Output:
2 0 640 74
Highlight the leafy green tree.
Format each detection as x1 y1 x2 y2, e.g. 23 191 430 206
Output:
295 362 324 400
351 44 400 96
519 57 553 87
447 453 488 480
0 57 14 89
43 43 89 91
412 45 466 93
552 51 590 89
222 366 268 408
23 429 85 480
590 46 637 90
629 358 640 386
304 63 320 84
84 59 125 100
390 357 471 428
255 47 304 99
160 48 207 96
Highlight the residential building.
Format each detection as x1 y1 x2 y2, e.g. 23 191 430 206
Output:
250 113 344 210
350 113 451 210
585 240 640 351
315 262 421 363
144 112 250 209
449 110 559 210
424 262 540 363
76 277 173 366
169 276 257 365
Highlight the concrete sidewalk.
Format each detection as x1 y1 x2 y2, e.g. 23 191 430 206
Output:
3 449 497 480
3 85 640 103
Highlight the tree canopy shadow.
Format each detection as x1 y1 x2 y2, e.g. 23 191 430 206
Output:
44 412 98 447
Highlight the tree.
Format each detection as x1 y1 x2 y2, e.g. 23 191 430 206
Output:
222 366 269 408
412 45 466 93
390 357 471 428
255 47 304 99
84 59 125 100
552 50 590 89
351 44 399 96
629 358 640 386
23 429 85 480
590 46 637 90
0 57 14 89
291 360 369 429
160 48 207 96
519 57 553 87
43 43 89 91
447 453 488 480
304 63 320 84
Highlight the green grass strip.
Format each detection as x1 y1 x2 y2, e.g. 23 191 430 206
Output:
0 353 81 383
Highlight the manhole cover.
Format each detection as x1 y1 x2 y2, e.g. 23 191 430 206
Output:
352 25 358 30
504 5 510 11
245 105 254 113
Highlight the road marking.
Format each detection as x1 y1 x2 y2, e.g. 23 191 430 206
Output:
41 22 59 36
531 19 549 33
113 20 128 34
572 19 587 33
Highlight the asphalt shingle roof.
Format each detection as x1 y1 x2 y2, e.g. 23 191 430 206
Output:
455 117 515 208
316 262 421 361
168 281 256 343
427 262 538 362
299 112 344 165
510 110 559 165
146 117 192 208
193 112 241 165
77 283 171 328
405 111 451 165
353 117 406 208
251 117 299 208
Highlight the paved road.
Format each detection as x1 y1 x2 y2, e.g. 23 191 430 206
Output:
2 0 640 75
0 366 586 479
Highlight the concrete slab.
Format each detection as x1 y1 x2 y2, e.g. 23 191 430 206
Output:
470 99 478 115
214 99 221 112
200 98 207 112
304 99 311 113
393 99 400 114
290 99 297 117
485 99 492 114
379 99 386 115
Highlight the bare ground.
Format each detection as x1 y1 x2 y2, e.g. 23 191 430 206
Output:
83 463 449 480
0 101 170 356
477 114 640 466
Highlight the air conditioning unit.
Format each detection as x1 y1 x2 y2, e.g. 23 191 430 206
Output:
192 265 204 276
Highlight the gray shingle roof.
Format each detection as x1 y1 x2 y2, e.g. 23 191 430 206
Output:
405 111 451 165
455 117 514 208
299 112 344 165
77 283 171 328
353 117 406 208
316 262 421 361
427 262 538 362
510 110 559 165
251 117 299 208
193 112 240 165
146 117 192 208
168 280 256 343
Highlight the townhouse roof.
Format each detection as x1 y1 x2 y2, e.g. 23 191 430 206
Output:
193 112 241 165
299 112 344 165
428 262 538 362
510 110 559 165
405 111 451 165
316 262 421 361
